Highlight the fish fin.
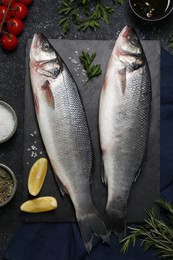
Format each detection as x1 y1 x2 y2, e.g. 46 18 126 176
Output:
134 151 148 182
54 174 68 196
134 167 142 182
41 80 55 109
77 210 110 254
33 93 39 115
118 67 126 95
101 160 107 185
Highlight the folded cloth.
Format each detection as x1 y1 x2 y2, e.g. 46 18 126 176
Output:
4 223 159 260
160 49 173 196
4 48 172 260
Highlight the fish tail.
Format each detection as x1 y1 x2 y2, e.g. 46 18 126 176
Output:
77 210 110 253
104 210 126 240
104 200 127 239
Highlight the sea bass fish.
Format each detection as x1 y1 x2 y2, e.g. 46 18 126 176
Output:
99 26 151 237
29 33 109 253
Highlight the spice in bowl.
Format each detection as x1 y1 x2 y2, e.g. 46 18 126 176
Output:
0 164 17 207
0 101 17 143
129 0 173 21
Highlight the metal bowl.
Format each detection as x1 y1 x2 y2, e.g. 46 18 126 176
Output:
129 0 173 22
0 163 17 207
0 101 18 143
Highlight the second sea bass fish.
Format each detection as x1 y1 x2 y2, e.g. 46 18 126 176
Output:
99 26 151 237
29 33 109 253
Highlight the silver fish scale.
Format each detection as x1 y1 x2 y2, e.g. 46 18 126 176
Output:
30 34 110 252
48 64 93 210
106 64 151 204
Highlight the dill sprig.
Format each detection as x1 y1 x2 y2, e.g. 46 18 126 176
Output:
120 198 173 259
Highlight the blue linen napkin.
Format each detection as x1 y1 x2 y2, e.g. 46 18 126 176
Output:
4 48 173 260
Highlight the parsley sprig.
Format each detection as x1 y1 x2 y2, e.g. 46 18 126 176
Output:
58 1 78 34
58 0 125 33
121 198 173 259
79 51 102 85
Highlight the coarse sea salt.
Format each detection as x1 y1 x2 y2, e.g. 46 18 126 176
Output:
0 104 15 141
27 130 44 159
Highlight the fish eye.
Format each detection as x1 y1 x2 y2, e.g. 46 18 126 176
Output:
131 35 139 45
42 42 50 51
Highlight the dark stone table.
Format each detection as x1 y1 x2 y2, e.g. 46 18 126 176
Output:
0 0 172 258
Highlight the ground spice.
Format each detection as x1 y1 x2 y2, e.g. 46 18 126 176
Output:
0 167 14 204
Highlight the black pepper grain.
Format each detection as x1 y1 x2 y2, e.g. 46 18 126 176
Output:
0 167 14 203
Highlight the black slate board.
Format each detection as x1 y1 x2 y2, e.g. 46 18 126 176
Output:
21 39 160 223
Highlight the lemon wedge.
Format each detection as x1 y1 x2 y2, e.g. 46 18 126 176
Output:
28 158 48 196
20 196 57 213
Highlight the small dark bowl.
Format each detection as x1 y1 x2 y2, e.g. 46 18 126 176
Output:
0 101 18 144
0 164 17 207
129 0 173 22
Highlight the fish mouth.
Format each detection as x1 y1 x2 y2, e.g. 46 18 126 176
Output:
31 32 54 50
30 34 45 74
121 25 135 39
116 25 142 58
30 33 42 61
30 33 62 79
31 33 43 50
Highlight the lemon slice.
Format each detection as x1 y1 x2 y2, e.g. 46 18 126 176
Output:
20 196 57 213
28 158 48 196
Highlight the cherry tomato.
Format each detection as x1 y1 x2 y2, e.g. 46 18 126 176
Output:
7 17 24 35
1 0 16 7
17 0 33 5
11 3 28 20
1 33 18 50
0 6 11 22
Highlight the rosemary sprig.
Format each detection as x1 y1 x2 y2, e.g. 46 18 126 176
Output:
58 0 115 33
120 198 173 259
115 0 124 4
79 51 102 85
168 31 173 49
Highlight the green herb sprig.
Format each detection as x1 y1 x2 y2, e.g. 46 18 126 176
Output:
121 198 173 259
58 0 78 34
58 0 125 33
168 31 173 49
115 0 124 4
79 51 102 85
